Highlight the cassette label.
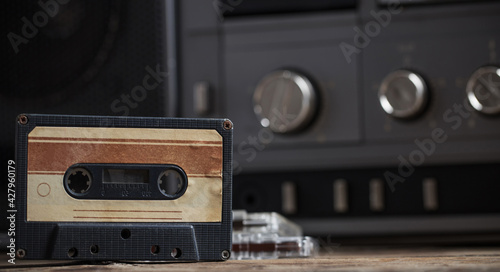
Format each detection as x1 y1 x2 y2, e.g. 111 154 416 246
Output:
27 126 223 222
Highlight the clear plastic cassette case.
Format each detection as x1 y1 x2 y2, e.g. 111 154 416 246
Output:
232 210 319 260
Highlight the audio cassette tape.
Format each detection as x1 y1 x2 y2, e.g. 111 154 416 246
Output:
14 114 233 261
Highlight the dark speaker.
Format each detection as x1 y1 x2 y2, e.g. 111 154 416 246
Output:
1 0 176 230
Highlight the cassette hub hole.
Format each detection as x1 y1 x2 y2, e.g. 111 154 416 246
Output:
65 167 92 195
158 169 185 197
171 248 182 259
151 245 160 255
121 229 131 239
68 247 78 258
90 245 99 254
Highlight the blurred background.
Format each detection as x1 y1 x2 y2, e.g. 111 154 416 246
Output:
2 0 500 245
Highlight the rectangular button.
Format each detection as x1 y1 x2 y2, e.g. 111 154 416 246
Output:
333 179 348 213
281 181 297 215
423 178 438 211
369 179 384 212
194 81 210 116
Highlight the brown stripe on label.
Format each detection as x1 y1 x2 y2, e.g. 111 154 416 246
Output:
29 136 221 145
28 142 222 176
73 209 182 213
73 216 183 220
188 174 223 178
28 171 65 175
28 127 222 142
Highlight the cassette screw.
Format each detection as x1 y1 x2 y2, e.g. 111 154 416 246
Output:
16 249 26 259
223 120 233 130
221 250 230 260
18 115 28 125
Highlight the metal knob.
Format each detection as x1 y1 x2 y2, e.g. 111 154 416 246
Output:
253 70 317 133
466 66 500 115
378 70 428 119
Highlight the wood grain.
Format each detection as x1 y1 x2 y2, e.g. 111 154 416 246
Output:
4 247 500 271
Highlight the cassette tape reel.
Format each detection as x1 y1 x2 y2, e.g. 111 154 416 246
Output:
15 114 233 261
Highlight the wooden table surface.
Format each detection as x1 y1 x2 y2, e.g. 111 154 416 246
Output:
2 247 500 271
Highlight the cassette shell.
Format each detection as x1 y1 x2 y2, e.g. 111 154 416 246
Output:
15 114 233 261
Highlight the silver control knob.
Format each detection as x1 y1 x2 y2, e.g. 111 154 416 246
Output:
253 70 317 133
378 70 428 119
466 66 500 115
